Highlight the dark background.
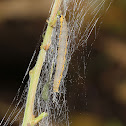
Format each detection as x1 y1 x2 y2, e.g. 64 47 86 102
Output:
0 0 126 126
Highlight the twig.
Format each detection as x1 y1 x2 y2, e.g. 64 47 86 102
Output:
22 0 62 126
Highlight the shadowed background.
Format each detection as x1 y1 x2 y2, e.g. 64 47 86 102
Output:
0 0 126 126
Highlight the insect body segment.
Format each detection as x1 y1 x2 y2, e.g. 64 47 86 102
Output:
53 15 68 92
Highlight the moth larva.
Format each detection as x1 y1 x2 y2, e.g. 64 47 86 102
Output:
53 15 68 92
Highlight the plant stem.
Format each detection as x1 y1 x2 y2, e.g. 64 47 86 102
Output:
22 0 62 125
31 112 48 126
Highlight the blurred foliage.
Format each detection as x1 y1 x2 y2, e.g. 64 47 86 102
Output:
104 119 123 126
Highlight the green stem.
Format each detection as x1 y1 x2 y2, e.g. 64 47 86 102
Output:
22 0 62 125
31 112 48 126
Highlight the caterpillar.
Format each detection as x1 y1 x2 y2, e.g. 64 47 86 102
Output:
42 61 54 101
53 15 68 92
